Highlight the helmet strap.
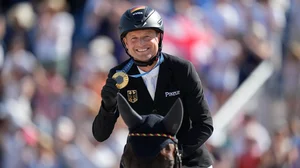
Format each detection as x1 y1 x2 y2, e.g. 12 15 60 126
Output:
133 54 159 67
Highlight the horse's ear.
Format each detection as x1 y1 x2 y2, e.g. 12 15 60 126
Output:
117 93 143 128
162 98 183 135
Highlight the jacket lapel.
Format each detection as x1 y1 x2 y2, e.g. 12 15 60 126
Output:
127 65 153 102
154 55 172 103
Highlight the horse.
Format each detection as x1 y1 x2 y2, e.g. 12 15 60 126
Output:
117 93 183 168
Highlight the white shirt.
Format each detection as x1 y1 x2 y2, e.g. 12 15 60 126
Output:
137 60 160 100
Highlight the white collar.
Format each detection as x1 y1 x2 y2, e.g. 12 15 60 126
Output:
137 58 160 78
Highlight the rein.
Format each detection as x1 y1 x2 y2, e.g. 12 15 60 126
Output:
128 133 182 168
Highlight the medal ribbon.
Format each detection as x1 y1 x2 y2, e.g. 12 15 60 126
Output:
117 54 164 78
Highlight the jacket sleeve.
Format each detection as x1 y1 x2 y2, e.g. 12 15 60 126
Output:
180 61 214 157
92 69 120 142
92 105 119 142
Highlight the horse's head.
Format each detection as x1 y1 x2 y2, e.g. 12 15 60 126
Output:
117 93 183 168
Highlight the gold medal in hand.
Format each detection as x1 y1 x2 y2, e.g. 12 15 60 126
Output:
112 71 129 89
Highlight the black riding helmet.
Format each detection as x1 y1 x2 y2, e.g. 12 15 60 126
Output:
119 6 164 66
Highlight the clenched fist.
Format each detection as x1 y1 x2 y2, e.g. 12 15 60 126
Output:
101 78 119 112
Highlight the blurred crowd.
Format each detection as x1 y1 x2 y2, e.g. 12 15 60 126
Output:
0 0 299 167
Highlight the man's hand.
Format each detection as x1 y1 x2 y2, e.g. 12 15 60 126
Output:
101 78 119 112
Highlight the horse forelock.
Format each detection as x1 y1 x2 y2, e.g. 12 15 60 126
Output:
121 142 176 168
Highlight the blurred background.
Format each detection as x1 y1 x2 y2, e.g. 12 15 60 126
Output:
0 0 299 167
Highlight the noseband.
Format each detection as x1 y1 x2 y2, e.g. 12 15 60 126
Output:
128 133 182 168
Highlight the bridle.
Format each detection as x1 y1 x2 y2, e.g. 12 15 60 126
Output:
128 133 182 168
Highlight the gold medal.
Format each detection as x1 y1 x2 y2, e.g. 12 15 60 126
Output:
112 71 129 89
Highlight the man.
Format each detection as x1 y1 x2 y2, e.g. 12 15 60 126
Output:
92 5 214 168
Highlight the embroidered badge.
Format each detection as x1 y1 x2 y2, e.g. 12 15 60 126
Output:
127 90 138 103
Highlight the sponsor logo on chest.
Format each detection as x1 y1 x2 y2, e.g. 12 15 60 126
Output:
165 91 180 97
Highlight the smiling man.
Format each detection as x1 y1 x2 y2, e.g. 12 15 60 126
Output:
123 29 160 72
92 5 214 168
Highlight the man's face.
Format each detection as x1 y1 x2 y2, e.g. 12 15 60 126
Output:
123 29 160 62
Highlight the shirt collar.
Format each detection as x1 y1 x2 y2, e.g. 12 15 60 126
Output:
137 57 160 78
